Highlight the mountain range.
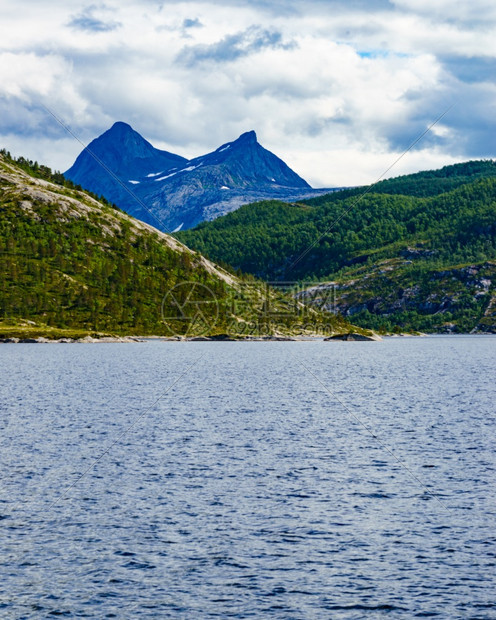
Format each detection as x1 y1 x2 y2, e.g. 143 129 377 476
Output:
64 122 333 231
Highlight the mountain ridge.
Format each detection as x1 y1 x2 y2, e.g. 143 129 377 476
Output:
64 123 333 231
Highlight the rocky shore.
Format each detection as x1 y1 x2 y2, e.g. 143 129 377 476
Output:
324 333 382 341
0 336 146 344
1 333 376 343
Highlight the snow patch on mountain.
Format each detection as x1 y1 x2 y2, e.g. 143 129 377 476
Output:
155 172 178 181
155 163 203 181
64 122 331 233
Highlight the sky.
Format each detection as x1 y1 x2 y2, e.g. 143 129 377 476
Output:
0 0 495 187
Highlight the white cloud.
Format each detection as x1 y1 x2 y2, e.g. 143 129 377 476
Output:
391 0 496 23
68 4 122 32
287 146 465 188
0 52 71 100
0 0 494 183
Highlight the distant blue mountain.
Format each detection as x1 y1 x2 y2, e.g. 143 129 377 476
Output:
65 123 334 231
64 122 187 221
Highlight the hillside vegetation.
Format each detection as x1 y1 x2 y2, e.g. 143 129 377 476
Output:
178 161 496 333
0 151 352 339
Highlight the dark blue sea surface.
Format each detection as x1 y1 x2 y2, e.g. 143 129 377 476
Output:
0 337 495 618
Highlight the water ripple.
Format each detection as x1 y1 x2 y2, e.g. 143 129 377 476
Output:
0 337 495 618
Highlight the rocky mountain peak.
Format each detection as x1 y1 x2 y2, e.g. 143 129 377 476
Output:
233 130 257 145
65 123 329 231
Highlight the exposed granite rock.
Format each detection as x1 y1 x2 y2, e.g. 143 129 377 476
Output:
325 333 381 341
399 246 437 259
299 260 496 333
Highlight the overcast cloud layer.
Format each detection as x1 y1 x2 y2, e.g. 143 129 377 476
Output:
0 0 495 186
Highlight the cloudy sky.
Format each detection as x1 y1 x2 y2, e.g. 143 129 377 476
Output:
1 0 495 186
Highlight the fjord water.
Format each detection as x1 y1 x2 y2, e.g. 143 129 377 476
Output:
1 337 495 618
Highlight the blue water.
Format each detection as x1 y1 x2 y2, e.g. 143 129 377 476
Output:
0 337 495 618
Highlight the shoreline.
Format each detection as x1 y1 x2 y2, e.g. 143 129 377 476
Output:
1 332 494 343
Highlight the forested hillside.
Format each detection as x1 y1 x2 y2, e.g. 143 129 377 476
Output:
0 151 351 339
178 161 496 332
305 160 496 202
